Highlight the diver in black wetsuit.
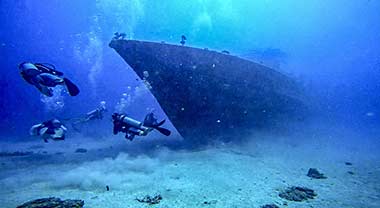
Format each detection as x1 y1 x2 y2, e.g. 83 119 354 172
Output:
30 119 67 143
180 35 186 46
113 32 126 40
19 62 80 97
112 113 171 141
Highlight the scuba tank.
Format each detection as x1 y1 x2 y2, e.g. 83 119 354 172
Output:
112 113 171 137
121 116 150 132
34 63 64 76
121 116 142 128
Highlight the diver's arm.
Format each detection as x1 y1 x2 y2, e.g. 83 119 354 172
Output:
39 73 65 86
61 125 68 132
86 110 97 116
113 122 122 134
86 109 102 120
30 124 43 136
125 133 135 140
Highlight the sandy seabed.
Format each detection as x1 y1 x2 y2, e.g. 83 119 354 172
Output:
0 131 379 208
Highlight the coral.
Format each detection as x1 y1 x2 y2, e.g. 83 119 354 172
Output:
279 186 317 202
16 197 84 208
307 168 327 179
136 194 162 205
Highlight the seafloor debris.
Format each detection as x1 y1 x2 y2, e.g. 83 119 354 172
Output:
279 186 317 202
347 171 354 175
136 194 162 205
307 168 327 179
75 148 87 153
29 145 44 149
203 200 217 205
16 197 84 208
0 151 33 157
345 162 353 166
260 204 279 208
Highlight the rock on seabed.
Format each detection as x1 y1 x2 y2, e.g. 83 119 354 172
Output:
16 197 84 208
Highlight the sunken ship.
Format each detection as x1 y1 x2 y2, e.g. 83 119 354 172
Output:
109 39 306 144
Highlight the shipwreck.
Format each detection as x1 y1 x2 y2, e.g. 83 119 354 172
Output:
109 39 306 144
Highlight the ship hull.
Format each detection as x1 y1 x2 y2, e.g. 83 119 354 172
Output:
109 40 305 144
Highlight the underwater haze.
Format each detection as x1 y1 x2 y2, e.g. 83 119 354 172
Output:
0 0 380 207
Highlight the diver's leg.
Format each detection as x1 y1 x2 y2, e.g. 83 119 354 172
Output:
52 129 65 141
53 136 65 141
30 124 43 136
42 134 49 143
35 84 53 97
125 133 134 141
39 73 79 96
63 77 80 96
30 75 52 96
39 73 64 87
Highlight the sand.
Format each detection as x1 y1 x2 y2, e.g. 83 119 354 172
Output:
0 131 379 208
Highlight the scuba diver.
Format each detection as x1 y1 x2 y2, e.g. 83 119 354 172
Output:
19 62 80 97
30 119 67 143
71 101 107 131
112 112 171 141
83 101 107 121
113 32 126 40
180 35 186 46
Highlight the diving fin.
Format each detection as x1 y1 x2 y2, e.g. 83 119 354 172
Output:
63 78 80 96
155 126 171 136
156 119 166 126
143 114 170 136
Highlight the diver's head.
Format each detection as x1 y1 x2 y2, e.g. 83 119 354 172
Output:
19 62 38 71
100 101 106 107
18 62 28 70
112 113 121 121
51 119 61 128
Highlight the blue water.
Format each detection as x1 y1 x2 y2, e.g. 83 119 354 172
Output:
0 1 379 207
